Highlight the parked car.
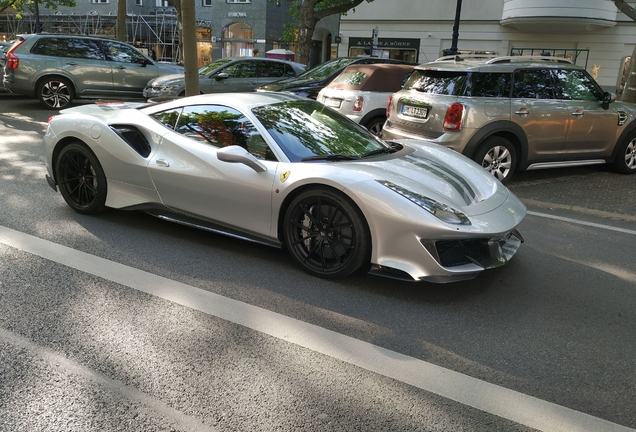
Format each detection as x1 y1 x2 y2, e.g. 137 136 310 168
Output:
2 34 183 109
0 41 10 90
382 54 636 183
143 57 306 100
256 56 416 100
43 92 525 282
317 63 415 135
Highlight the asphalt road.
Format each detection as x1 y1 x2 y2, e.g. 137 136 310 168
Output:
0 93 635 431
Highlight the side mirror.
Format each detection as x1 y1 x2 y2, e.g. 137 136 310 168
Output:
215 72 230 81
602 91 616 105
217 145 266 172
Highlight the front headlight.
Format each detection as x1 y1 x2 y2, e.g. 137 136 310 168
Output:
378 180 471 225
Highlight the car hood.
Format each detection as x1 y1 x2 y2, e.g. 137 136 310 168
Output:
147 73 185 86
347 140 510 216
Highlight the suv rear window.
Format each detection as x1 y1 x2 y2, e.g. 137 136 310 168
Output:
404 70 511 97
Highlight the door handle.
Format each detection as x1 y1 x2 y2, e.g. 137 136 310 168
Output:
66 62 78 66
514 108 529 116
571 110 584 117
156 159 170 167
116 65 126 70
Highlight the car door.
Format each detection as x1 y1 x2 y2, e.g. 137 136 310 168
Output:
102 40 160 98
201 60 260 93
34 37 114 97
147 104 278 236
510 68 570 162
554 69 618 158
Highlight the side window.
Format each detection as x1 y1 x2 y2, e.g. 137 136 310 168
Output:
512 69 554 99
104 41 146 64
554 69 602 101
464 72 512 98
283 64 296 77
174 105 277 160
151 108 182 130
31 38 73 57
69 39 105 60
233 60 259 78
259 61 285 78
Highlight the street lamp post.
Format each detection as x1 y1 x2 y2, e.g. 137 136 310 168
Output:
448 0 462 55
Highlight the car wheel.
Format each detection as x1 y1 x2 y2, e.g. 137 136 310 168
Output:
55 143 107 214
613 134 636 174
283 188 371 279
473 137 516 184
365 117 386 136
38 77 73 110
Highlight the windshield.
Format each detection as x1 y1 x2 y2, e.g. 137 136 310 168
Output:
297 58 354 80
198 58 235 76
251 100 386 162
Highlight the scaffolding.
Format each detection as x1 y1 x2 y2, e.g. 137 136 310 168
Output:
0 10 181 63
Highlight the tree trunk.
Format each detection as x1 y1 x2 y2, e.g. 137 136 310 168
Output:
295 0 317 66
116 0 126 42
620 46 636 103
181 0 199 96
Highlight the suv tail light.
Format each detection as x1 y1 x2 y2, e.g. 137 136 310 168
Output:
387 93 394 118
444 103 464 131
6 39 25 70
352 96 364 112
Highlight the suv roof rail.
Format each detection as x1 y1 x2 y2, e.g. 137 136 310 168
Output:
485 55 573 64
435 54 498 62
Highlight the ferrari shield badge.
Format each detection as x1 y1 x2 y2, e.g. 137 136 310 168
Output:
280 171 291 183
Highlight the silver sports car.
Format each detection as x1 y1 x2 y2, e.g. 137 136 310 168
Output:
43 93 526 282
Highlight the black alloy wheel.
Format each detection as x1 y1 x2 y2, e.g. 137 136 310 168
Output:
283 188 371 279
473 136 517 184
38 77 73 110
55 143 107 214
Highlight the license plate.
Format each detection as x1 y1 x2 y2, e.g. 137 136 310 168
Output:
323 97 342 108
402 105 428 119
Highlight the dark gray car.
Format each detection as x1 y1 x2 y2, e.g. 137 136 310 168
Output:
2 34 183 109
143 57 306 100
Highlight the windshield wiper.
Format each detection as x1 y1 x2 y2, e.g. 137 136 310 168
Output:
361 142 402 158
301 154 359 162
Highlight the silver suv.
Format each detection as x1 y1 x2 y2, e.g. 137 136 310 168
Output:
3 34 183 109
382 55 636 183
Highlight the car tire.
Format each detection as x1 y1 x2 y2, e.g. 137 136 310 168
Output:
55 142 107 215
283 188 371 279
473 137 517 184
38 76 74 110
364 117 386 136
613 133 636 174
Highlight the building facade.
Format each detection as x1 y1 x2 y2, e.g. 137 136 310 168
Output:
0 0 338 66
337 0 636 93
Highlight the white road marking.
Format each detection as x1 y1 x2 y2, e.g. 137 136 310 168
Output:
528 211 636 235
0 225 633 432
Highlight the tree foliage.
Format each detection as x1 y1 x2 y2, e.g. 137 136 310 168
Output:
0 0 75 17
280 0 375 66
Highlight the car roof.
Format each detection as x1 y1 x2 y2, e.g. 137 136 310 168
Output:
415 55 584 73
141 91 311 114
326 63 416 92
